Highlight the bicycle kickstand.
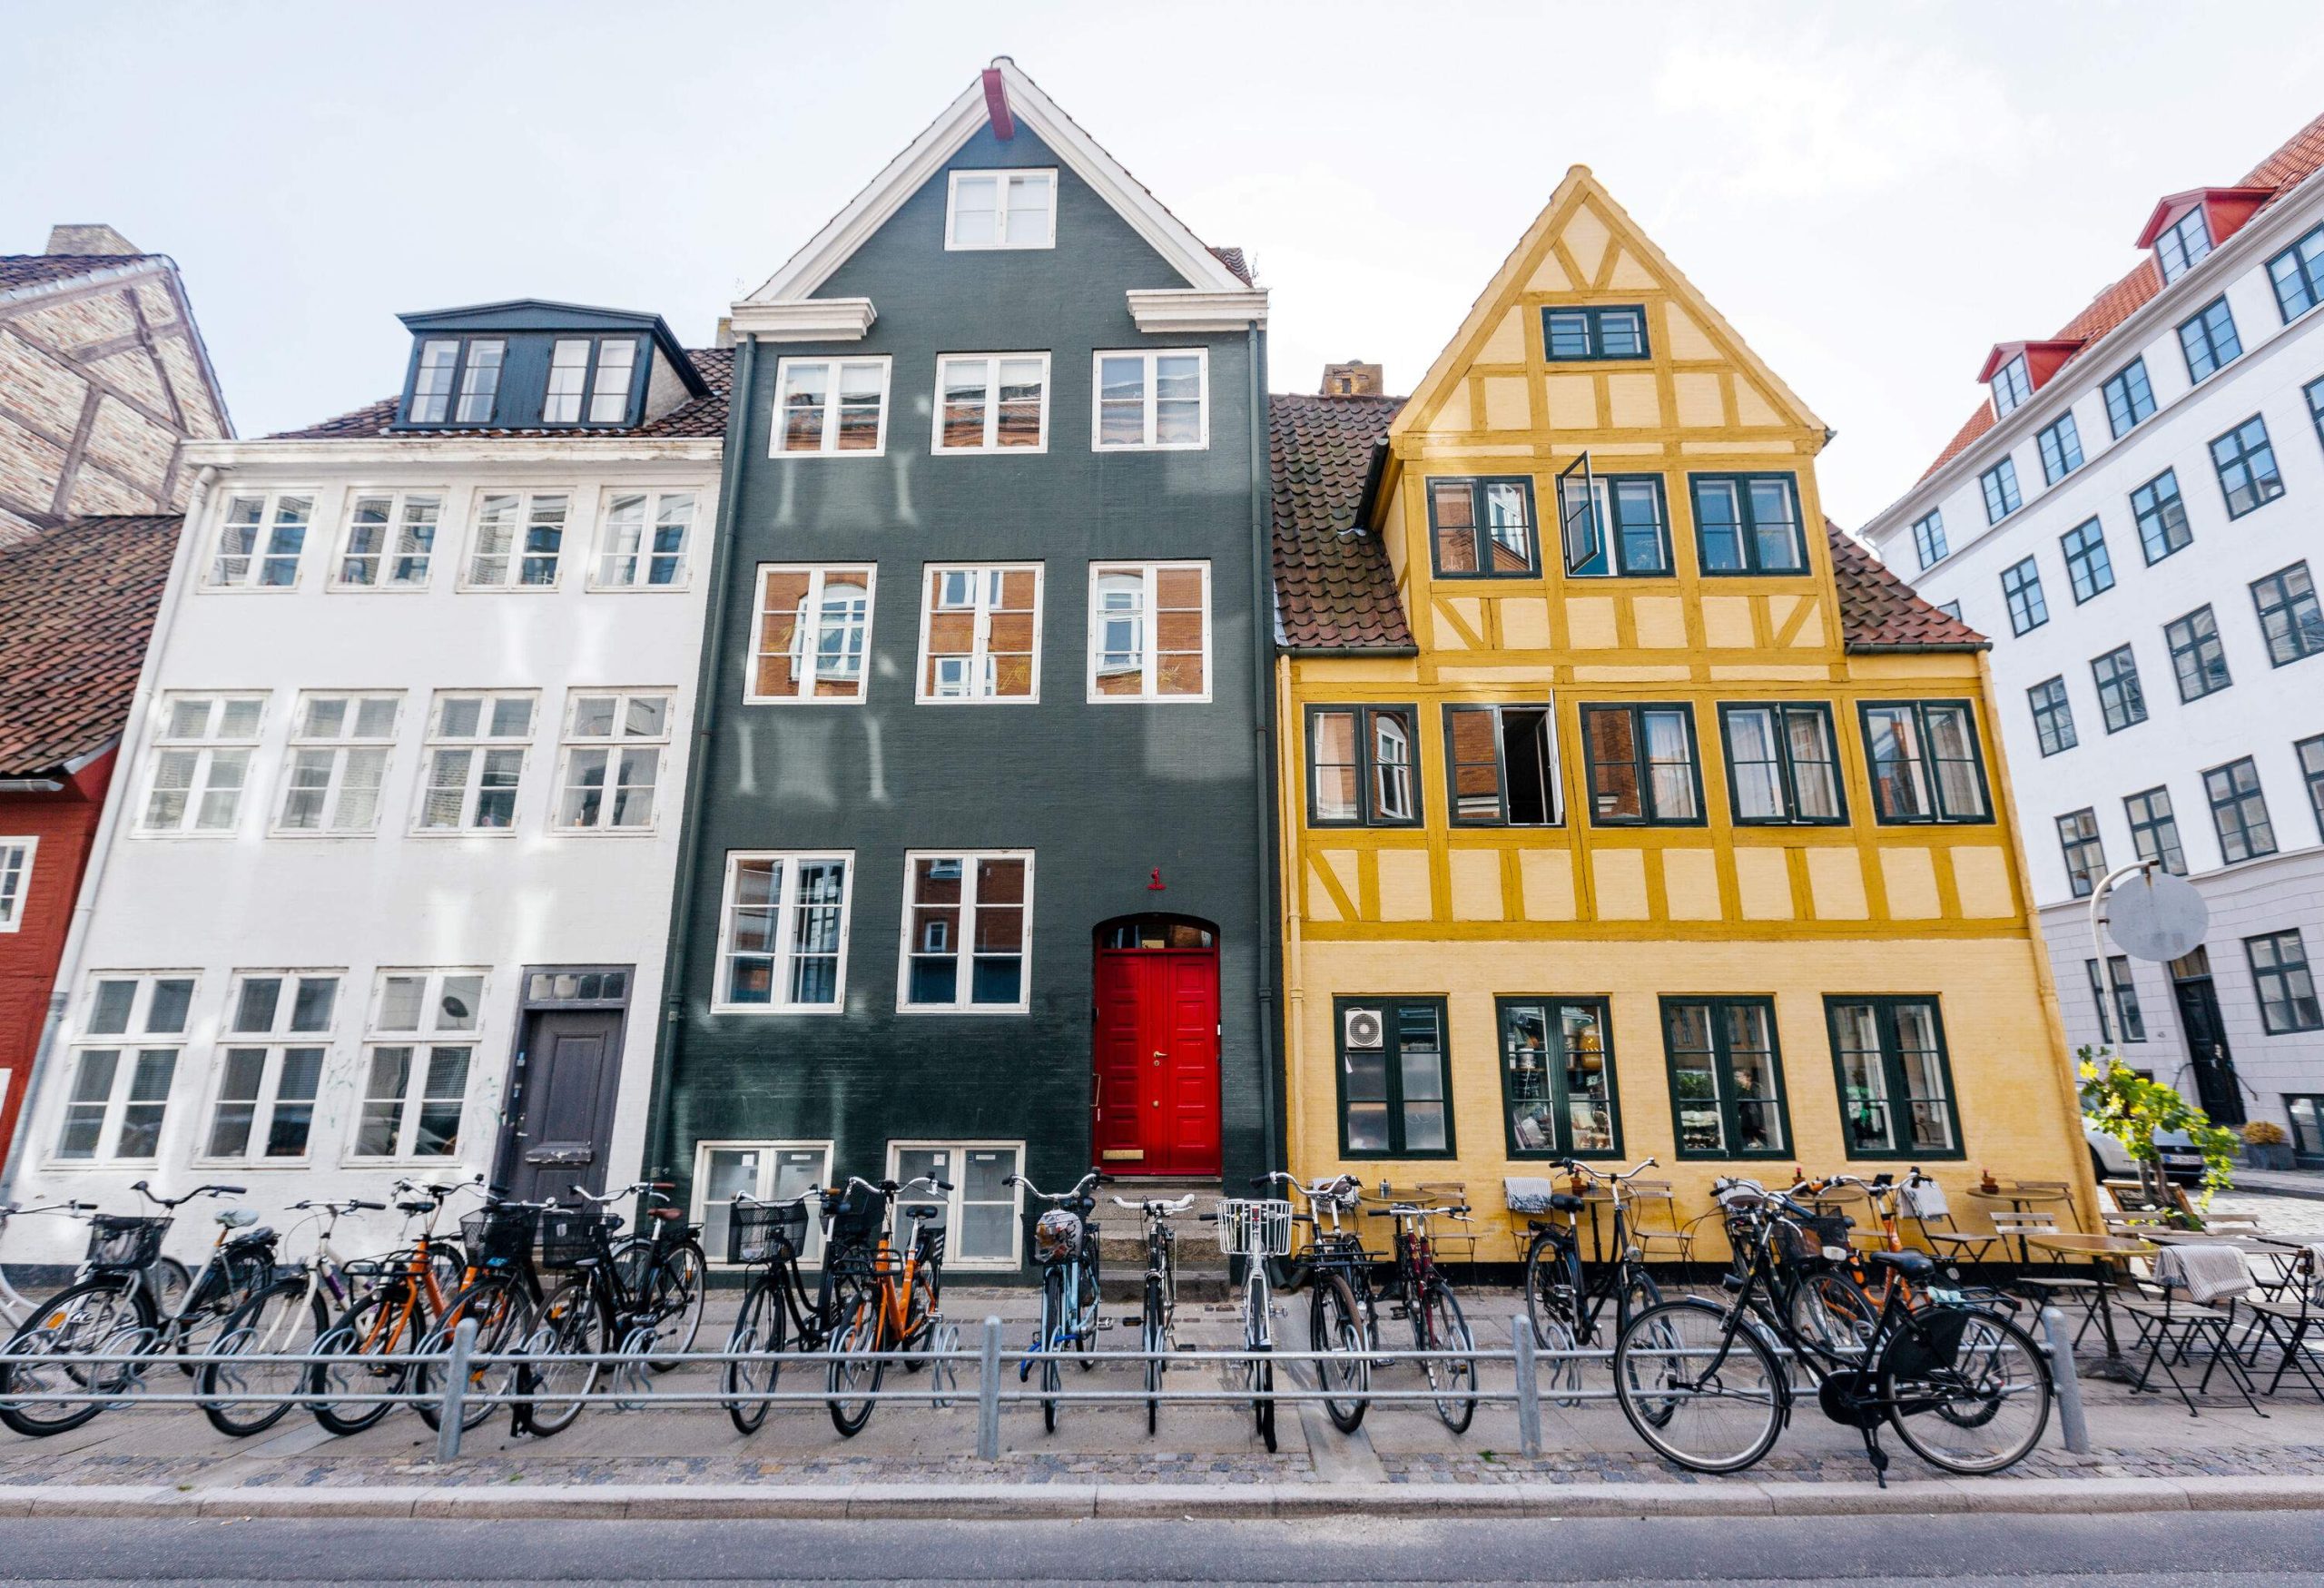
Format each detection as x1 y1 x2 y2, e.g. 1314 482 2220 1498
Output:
1858 1425 1890 1489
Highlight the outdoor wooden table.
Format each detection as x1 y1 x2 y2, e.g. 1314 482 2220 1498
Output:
2025 1231 2156 1379
1972 1183 2076 1261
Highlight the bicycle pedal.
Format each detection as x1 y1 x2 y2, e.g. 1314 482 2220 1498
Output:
1119 1315 1144 1328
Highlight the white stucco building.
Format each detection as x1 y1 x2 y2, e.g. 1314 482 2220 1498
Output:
5 301 728 1260
1858 113 2324 1163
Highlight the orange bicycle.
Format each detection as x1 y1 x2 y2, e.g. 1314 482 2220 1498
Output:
303 1177 480 1434
823 1173 950 1436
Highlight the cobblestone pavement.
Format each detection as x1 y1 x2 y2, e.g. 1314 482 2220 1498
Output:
2208 1189 2324 1239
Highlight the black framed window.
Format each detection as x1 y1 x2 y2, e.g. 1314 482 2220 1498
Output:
2037 413 2085 485
2056 808 2106 898
1500 996 1619 1159
2179 296 2242 382
1718 702 1845 824
2298 735 2324 841
1560 473 1672 577
2102 358 2156 438
2268 222 2324 322
2204 756 2277 863
2246 931 2323 1034
2131 469 2193 564
2165 606 2232 701
2211 416 2285 518
1335 998 1452 1158
541 335 643 427
1580 704 1702 824
2156 206 2212 281
1826 996 1961 1159
1859 700 1992 824
2309 377 2324 454
1543 305 1649 360
2086 956 2146 1044
1980 458 2023 524
1444 704 1559 826
2123 786 2187 875
2093 646 2147 734
1307 705 1422 827
1990 354 2032 416
2251 563 2324 666
1663 997 1789 1159
2289 1097 2324 1162
2060 519 2114 604
1910 508 1947 570
1427 477 1536 577
405 336 506 427
1689 474 1806 574
2001 556 2047 635
2027 676 2076 757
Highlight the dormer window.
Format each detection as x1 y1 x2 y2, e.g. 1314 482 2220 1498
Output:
1990 353 2032 418
2155 206 2212 283
1543 306 1649 361
541 337 641 426
946 169 1057 250
409 339 504 426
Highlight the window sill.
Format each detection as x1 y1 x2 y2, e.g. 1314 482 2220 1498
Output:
1084 693 1213 706
1092 441 1210 455
933 445 1051 459
743 695 869 707
455 584 565 596
198 585 306 596
708 1003 848 1017
772 448 891 461
585 581 694 595
911 695 1042 707
328 583 433 595
894 1004 1031 1018
409 828 522 839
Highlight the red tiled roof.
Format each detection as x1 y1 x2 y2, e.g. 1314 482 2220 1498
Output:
0 515 180 776
1919 109 2324 481
0 253 165 293
269 347 734 440
1270 392 1413 651
1825 520 1986 651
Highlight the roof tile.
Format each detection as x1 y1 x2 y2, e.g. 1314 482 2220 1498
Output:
269 347 734 440
0 514 179 776
0 253 164 293
1270 393 1413 651
1825 520 1986 651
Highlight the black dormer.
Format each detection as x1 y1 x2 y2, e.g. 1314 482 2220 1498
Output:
392 300 706 431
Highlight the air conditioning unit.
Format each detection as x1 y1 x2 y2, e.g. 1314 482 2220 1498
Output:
1343 1006 1385 1050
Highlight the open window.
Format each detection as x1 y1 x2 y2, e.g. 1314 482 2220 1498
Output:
1557 454 1601 577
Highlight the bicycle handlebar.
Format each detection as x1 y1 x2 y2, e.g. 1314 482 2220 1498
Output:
1005 1169 1105 1204
130 1180 246 1208
1110 1193 1196 1216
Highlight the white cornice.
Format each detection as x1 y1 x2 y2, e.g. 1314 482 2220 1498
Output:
1126 288 1269 332
180 438 724 469
727 298 878 342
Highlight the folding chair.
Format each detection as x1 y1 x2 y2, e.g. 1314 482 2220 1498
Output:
2240 1246 2324 1400
2116 1244 2265 1416
2195 1212 2265 1236
1901 1178 2000 1267
1994 1211 2102 1346
1622 1181 1697 1266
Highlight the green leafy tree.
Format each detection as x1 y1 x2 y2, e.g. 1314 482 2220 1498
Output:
2077 1048 2238 1208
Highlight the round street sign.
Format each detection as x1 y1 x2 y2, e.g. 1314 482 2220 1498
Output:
2105 869 2209 962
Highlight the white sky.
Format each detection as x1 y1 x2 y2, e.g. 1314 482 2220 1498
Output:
8 1 2321 526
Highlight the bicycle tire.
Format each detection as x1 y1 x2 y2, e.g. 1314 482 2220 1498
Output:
199 1276 328 1436
520 1278 605 1438
826 1292 883 1437
414 1276 535 1434
309 1288 427 1435
724 1272 788 1436
1882 1307 2052 1475
1523 1235 1579 1348
1311 1271 1370 1433
644 1238 707 1371
1038 1266 1065 1433
1620 1266 1664 1335
1613 1298 1785 1474
1142 1273 1165 1436
1789 1269 1877 1357
900 1263 938 1372
0 1277 153 1437
1418 1284 1477 1434
1251 1342 1275 1453
149 1258 192 1324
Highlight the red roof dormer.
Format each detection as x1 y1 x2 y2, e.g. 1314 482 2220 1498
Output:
1976 340 2085 389
2135 187 2274 254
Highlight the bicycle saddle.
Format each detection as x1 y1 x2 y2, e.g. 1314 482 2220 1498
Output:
225 1225 276 1248
649 1207 684 1221
1550 1192 1584 1213
1863 1249 1936 1279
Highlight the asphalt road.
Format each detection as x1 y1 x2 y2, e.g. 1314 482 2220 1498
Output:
0 1513 2318 1585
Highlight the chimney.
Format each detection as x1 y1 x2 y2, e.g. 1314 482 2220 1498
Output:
44 224 140 257
1321 360 1384 398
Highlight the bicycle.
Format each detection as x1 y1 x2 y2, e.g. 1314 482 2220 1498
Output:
1110 1187 1196 1435
1260 1171 1374 1433
198 1197 383 1436
824 1174 950 1437
410 1189 556 1434
1206 1196 1292 1452
1364 1193 1478 1434
1612 1181 2053 1484
719 1189 833 1435
0 1201 103 1328
305 1177 479 1435
605 1179 707 1370
1009 1169 1105 1434
517 1183 708 1435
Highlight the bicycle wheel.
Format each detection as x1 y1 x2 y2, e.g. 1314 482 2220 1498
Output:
1883 1307 2051 1475
520 1279 605 1438
149 1258 192 1323
1141 1275 1166 1436
414 1277 536 1434
309 1287 427 1435
1614 1298 1785 1474
1244 1269 1275 1452
645 1239 707 1372
1417 1284 1477 1434
900 1263 938 1371
200 1277 327 1436
1788 1269 1877 1358
724 1272 788 1436
825 1289 883 1437
0 1278 153 1436
1620 1266 1664 1333
1311 1271 1370 1433
1524 1237 1579 1349
1037 1266 1065 1433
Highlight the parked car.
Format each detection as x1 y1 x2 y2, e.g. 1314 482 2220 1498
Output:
2084 1118 2205 1184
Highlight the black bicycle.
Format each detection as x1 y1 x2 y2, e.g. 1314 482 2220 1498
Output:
517 1183 704 1435
1522 1158 1664 1363
1363 1194 1477 1434
1261 1171 1374 1433
720 1190 828 1435
410 1189 555 1434
1111 1187 1195 1435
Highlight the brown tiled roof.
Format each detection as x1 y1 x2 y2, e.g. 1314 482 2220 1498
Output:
1209 247 1254 287
1270 392 1413 651
0 515 180 776
1919 109 2324 480
1826 519 1986 651
268 347 734 440
0 253 165 293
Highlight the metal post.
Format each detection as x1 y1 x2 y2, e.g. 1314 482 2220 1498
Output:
437 1317 478 1464
2042 1306 2089 1455
1511 1317 1541 1459
976 1315 1003 1461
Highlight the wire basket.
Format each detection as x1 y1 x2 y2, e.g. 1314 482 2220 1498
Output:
1213 1198 1295 1258
458 1205 541 1270
536 1208 607 1272
1776 1211 1855 1268
84 1215 170 1272
825 1186 889 1249
726 1199 809 1267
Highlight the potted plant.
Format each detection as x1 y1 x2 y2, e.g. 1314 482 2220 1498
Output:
2078 1049 2239 1209
2240 1119 2295 1172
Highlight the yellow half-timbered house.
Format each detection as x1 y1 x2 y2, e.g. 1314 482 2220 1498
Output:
1270 169 2093 1256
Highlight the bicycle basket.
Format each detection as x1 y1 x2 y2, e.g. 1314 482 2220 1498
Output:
1883 1304 1975 1380
1214 1198 1294 1258
825 1186 888 1248
726 1199 807 1267
1777 1211 1854 1267
458 1205 541 1269
84 1215 170 1271
536 1208 607 1272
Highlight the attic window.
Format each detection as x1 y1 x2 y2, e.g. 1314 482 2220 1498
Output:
2156 207 2213 283
409 339 504 426
542 337 640 426
1989 353 2032 418
947 169 1057 251
1543 306 1648 361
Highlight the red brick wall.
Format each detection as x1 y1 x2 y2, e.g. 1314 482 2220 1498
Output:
0 748 115 1157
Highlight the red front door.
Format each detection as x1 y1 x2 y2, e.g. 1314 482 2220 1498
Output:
1092 942 1221 1177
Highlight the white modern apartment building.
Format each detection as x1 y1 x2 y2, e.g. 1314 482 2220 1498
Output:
5 301 728 1260
1859 113 2324 1163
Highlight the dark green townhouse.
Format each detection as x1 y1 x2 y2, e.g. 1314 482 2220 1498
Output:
651 60 1275 1275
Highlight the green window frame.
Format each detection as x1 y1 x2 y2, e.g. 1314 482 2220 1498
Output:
1662 996 1791 1160
1560 472 1673 577
2267 222 2324 322
1910 508 1947 570
2037 412 2084 485
1989 353 2032 415
1718 701 1846 824
2246 931 2322 1035
2131 469 2192 565
1443 703 1561 827
2056 807 2105 899
2204 756 2277 863
1499 996 1620 1159
2166 606 2233 702
2060 519 2113 604
2251 563 2324 667
1335 997 1454 1159
2156 206 2212 281
1542 305 1649 361
1689 473 1806 575
2123 786 2186 875
1305 704 1423 828
2211 416 2285 519
2309 377 2324 455
2027 676 2076 757
2086 956 2146 1045
1823 996 1964 1160
1980 458 2022 525
2102 358 2156 438
1580 703 1703 825
2093 646 2147 734
2298 735 2324 842
1426 476 1537 578
2178 296 2241 382
1858 700 1993 824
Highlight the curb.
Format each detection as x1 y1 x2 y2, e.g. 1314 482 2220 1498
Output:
4 1475 2321 1521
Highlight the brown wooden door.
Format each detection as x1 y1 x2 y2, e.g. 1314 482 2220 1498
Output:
1092 944 1220 1177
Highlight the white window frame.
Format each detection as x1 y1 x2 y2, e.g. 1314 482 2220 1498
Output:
194 970 342 1167
691 1139 835 1268
1085 561 1212 704
943 168 1058 251
590 488 695 590
931 352 1052 454
1091 349 1209 452
413 691 537 834
0 837 34 932
332 488 445 591
744 565 877 705
895 850 1034 1015
462 490 570 590
711 851 854 1015
346 969 486 1165
884 1140 1026 1270
770 356 892 459
273 691 401 837
913 564 1044 705
552 688 672 834
138 693 267 836
54 972 197 1165
205 489 317 590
